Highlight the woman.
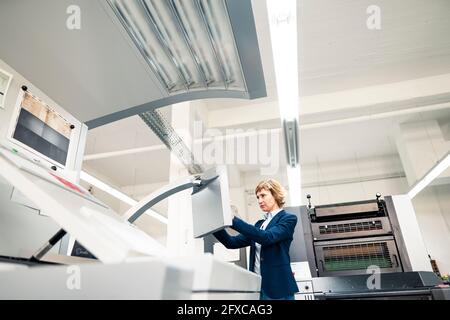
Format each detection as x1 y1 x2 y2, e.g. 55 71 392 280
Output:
214 179 298 300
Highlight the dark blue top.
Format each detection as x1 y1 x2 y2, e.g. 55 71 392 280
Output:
213 210 299 298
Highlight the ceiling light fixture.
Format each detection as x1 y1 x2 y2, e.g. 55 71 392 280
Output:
107 0 245 94
80 171 168 224
408 152 450 199
267 0 301 205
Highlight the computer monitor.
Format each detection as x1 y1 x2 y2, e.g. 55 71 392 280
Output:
6 88 79 170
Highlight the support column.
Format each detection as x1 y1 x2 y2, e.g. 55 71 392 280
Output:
166 102 204 257
395 119 450 274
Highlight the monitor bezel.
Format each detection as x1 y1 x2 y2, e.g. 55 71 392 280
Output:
6 88 80 171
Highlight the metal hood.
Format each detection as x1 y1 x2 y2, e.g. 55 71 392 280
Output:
0 0 265 128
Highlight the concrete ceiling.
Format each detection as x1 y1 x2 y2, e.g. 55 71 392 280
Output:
83 108 172 187
213 107 450 173
84 149 171 187
298 0 450 96
205 0 450 110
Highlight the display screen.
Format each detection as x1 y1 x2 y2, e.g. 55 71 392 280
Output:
12 92 71 166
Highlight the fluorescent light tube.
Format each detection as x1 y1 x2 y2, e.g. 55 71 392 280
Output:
408 152 450 199
108 0 185 92
107 0 245 93
267 0 301 204
80 171 168 224
80 171 135 206
287 166 302 206
267 0 299 121
141 0 203 89
170 0 226 89
197 0 245 91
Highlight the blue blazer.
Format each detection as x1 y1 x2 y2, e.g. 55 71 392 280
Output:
214 210 299 298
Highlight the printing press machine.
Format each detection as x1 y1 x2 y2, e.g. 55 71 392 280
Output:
0 0 268 298
287 195 450 300
0 45 262 298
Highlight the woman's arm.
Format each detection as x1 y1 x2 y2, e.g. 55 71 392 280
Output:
213 229 251 249
231 215 297 246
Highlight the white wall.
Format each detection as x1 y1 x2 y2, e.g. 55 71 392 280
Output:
243 155 408 223
229 186 248 220
300 155 408 204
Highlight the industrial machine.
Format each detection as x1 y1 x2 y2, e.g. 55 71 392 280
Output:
0 139 194 299
308 195 404 277
178 254 260 300
0 257 193 300
0 0 266 128
0 0 265 299
0 63 260 299
287 195 449 300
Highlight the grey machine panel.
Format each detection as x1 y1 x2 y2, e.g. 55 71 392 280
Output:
311 216 393 241
191 166 233 238
314 201 379 218
0 0 266 128
286 206 317 277
312 271 444 300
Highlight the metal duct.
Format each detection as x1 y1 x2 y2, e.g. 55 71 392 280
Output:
139 110 203 175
